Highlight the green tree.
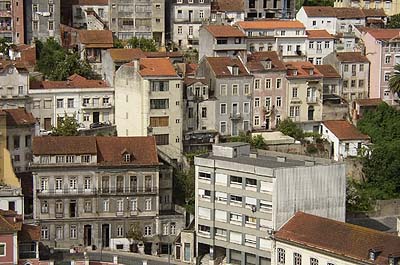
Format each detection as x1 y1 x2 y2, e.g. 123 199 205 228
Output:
126 37 158 52
389 64 400 94
251 135 266 149
51 115 79 136
126 223 144 243
174 168 195 213
0 38 10 55
278 118 304 141
387 13 400 28
36 38 97 81
113 38 125 48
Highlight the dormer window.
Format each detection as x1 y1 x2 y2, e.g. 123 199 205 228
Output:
265 60 271 69
293 70 298 76
232 65 239 76
309 69 314 75
124 153 131 162
369 248 383 261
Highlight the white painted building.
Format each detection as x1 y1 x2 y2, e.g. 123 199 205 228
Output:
0 61 30 110
29 74 114 131
321 120 370 161
306 30 335 65
296 7 337 35
72 0 109 29
274 212 400 265
0 186 24 216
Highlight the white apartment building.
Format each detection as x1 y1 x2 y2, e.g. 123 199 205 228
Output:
306 30 334 65
72 0 109 29
236 20 307 62
115 58 183 161
0 61 30 110
195 143 345 265
29 74 114 131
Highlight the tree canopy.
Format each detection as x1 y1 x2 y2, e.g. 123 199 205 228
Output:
51 115 79 136
278 118 304 141
126 37 158 52
387 14 400 28
389 64 400 94
36 38 97 81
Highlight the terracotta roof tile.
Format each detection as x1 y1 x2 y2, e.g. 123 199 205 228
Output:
139 58 178 77
275 212 400 265
303 6 385 18
362 8 386 17
306 30 334 39
0 60 29 72
1 108 36 126
144 51 184 58
78 0 108 5
206 57 250 77
336 52 370 63
203 25 245 38
335 7 365 18
285 61 323 79
237 20 305 30
315 65 340 78
78 30 113 47
19 224 40 242
247 51 286 71
30 74 109 89
184 77 207 86
108 48 146 63
0 214 17 234
323 120 370 140
355 98 383 106
211 0 244 12
32 136 98 155
366 28 400 40
96 136 159 166
302 6 337 17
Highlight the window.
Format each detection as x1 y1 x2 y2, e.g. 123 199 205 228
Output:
230 212 242 223
14 155 20 162
265 79 271 89
155 134 169 145
292 87 298 98
359 64 364 72
294 253 302 265
81 155 90 163
201 107 207 118
281 30 285 36
385 55 391 64
56 155 64 163
144 226 152 236
345 143 349 152
103 200 109 212
215 192 227 203
220 84 227 95
220 122 226 133
325 41 330 49
230 195 242 204
230 175 242 185
220 103 227 114
131 199 137 211
150 99 169 109
150 116 169 127
56 99 64 108
265 97 271 109
18 85 24 95
55 178 62 191
70 225 77 239
199 10 204 18
254 116 260 126
245 215 256 225
260 200 272 213
178 26 182 34
254 97 260 107
246 178 257 187
170 223 176 235
343 80 348 88
358 80 364 87
215 228 226 237
13 136 20 149
41 227 49 240
145 198 152 211
232 84 239 95
163 224 169 235
69 177 77 190
309 41 314 49
254 79 260 89
287 45 292 52
245 234 256 246
48 20 54 31
243 102 250 113
40 178 48 191
344 64 349 72
84 200 92 212
276 96 282 107
312 20 316 26
277 248 285 264
117 225 123 237
244 84 250 94
385 72 390 82
66 155 75 163
56 226 63 240
55 200 63 214
310 258 318 265
41 200 49 213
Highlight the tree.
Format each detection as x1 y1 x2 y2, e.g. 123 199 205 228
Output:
126 223 144 243
51 115 79 136
36 38 97 81
0 38 10 55
126 37 158 52
113 38 125 48
174 168 195 213
389 64 400 95
387 14 400 28
278 118 304 141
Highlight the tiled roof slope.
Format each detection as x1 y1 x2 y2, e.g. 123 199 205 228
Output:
323 120 370 140
355 98 383 106
336 52 370 63
285 61 323 78
139 58 178 77
30 74 109 89
303 6 386 18
206 57 250 77
1 108 36 126
365 28 400 40
306 30 334 39
32 136 98 155
247 51 286 71
78 30 113 47
237 20 305 30
275 212 400 265
203 25 245 37
108 48 147 63
315 65 340 78
78 0 108 5
211 0 244 12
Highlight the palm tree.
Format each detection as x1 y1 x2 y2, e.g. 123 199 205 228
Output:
389 64 400 95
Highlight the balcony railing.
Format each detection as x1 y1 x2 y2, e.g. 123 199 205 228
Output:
37 186 158 196
213 43 246 51
306 97 318 103
82 102 112 109
229 113 242 120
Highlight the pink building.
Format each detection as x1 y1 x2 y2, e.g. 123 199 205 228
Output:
0 0 24 44
361 28 400 105
247 51 287 130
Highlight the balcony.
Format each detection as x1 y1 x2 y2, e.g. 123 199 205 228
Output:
82 102 112 109
36 186 158 197
384 47 400 53
316 49 322 54
306 97 318 104
213 43 247 51
229 113 242 120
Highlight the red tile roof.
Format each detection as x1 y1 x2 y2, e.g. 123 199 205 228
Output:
275 212 400 265
184 77 207 86
237 20 305 30
1 108 36 127
32 136 160 166
303 6 386 18
139 58 178 77
366 28 400 40
247 51 286 71
315 65 340 78
323 120 370 140
78 30 113 48
108 48 147 63
336 52 370 63
306 30 334 39
302 6 337 17
30 74 109 89
211 0 244 12
355 98 383 106
203 25 245 38
0 60 29 73
19 224 40 242
285 61 323 79
206 57 250 77
144 51 184 58
78 0 108 5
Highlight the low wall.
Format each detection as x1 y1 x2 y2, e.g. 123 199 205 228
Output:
347 199 400 218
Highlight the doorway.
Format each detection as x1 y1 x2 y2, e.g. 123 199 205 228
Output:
93 112 100 123
44 118 52 131
101 224 110 248
84 225 92 246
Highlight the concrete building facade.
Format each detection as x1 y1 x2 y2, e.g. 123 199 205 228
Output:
194 143 345 265
72 0 109 29
0 0 24 44
0 62 30 110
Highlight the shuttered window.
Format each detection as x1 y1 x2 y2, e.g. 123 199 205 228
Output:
150 116 169 127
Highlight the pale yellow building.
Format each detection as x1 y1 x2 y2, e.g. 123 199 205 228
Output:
334 0 397 16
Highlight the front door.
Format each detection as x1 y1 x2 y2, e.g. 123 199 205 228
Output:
93 112 100 123
84 225 92 246
44 118 52 131
102 224 110 248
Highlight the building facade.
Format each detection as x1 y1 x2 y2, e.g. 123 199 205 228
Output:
242 0 295 19
194 143 345 265
305 30 335 65
72 0 109 29
0 62 30 110
32 136 184 253
0 0 24 44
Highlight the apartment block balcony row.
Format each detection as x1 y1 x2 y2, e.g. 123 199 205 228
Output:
36 186 158 197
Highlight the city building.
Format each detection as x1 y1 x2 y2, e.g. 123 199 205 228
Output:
324 52 370 101
242 0 295 19
197 56 253 136
108 0 165 46
0 61 30 110
167 0 211 49
315 64 341 96
351 98 382 124
24 0 61 43
306 30 334 65
29 74 113 131
198 25 246 61
274 212 400 265
284 61 323 131
210 0 245 25
194 142 345 265
32 136 184 253
246 51 287 130
236 20 307 62
321 120 370 161
0 0 24 44
334 0 396 16
1 108 36 173
114 58 183 161
360 28 400 105
72 0 109 30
